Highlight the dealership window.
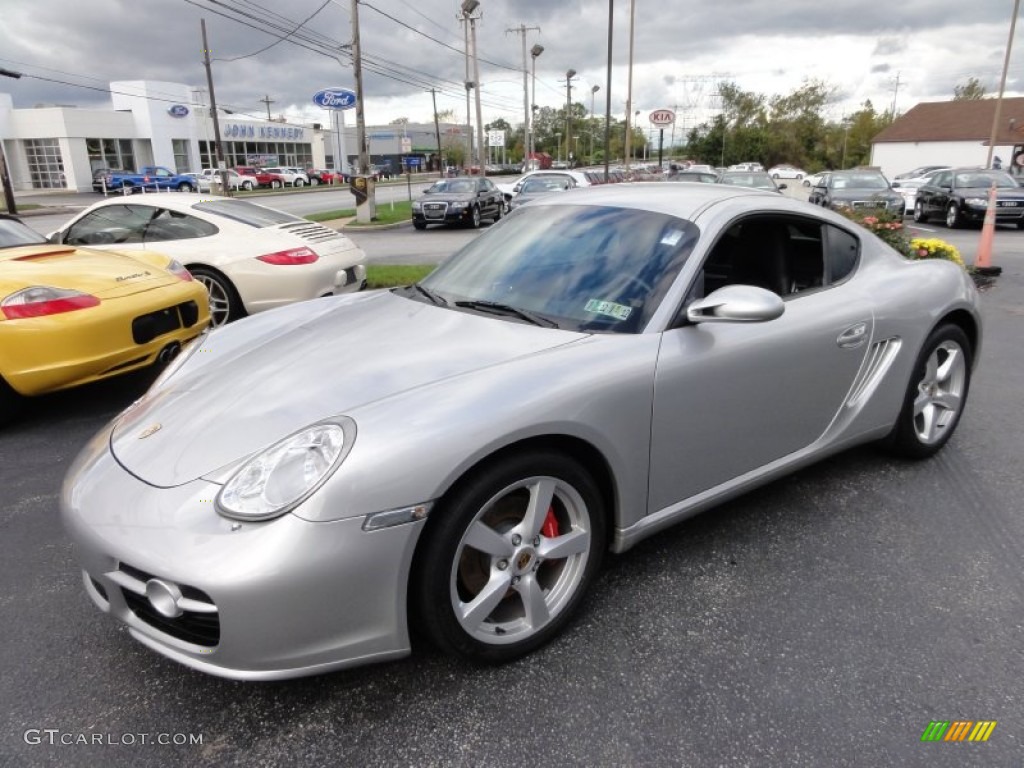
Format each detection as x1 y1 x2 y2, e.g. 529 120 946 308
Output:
172 139 191 173
86 138 135 172
24 139 66 189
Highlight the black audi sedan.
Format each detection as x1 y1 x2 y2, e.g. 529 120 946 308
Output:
807 170 904 216
412 177 506 230
912 168 1024 228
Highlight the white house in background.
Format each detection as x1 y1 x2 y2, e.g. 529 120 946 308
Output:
870 97 1024 178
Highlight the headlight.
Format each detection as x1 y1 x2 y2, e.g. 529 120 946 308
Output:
450 201 467 210
217 421 353 521
832 200 851 209
964 197 987 207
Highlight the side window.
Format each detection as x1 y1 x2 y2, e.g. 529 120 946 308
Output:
690 216 833 302
64 205 153 245
142 209 218 242
824 225 859 284
933 171 952 187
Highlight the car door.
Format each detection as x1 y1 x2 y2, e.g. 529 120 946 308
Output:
923 170 953 217
647 214 874 513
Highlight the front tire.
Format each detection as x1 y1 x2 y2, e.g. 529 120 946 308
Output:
413 221 427 230
913 200 927 223
945 203 962 228
294 178 306 187
242 181 254 191
468 206 481 229
882 324 971 459
176 182 194 192
412 451 606 662
309 177 319 186
188 267 245 327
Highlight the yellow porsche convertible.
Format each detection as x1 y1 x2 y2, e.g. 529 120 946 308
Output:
1 214 210 423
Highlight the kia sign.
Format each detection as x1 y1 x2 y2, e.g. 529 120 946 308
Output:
649 109 675 126
167 104 189 118
312 87 357 110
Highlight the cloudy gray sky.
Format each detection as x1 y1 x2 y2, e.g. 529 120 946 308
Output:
1 0 1021 131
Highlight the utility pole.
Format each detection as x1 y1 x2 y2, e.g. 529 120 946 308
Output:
565 70 576 166
889 71 902 121
507 24 540 171
462 1 486 176
603 0 613 181
259 94 274 121
624 0 636 171
431 88 443 178
350 0 374 221
530 44 544 169
460 8 473 174
201 19 231 197
0 67 21 213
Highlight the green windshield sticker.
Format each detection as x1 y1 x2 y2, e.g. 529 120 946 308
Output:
585 299 633 320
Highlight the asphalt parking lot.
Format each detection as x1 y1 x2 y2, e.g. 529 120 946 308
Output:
2 195 1024 767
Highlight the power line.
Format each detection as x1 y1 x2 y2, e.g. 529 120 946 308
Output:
213 0 333 62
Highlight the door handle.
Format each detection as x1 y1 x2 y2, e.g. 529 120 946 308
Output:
837 322 868 348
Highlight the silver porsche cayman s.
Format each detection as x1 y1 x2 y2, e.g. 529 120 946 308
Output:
62 184 982 680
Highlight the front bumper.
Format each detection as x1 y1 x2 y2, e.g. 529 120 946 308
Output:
412 203 476 226
61 442 424 680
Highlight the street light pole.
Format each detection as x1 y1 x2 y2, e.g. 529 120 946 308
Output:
555 132 561 163
530 44 544 169
590 85 600 162
462 0 486 176
565 69 576 166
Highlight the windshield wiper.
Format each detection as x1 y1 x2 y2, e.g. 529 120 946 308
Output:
454 300 558 328
408 282 448 306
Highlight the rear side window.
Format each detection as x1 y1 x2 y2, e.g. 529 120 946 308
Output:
824 226 858 284
193 199 303 227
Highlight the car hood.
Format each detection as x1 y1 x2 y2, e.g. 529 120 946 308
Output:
421 192 476 203
829 187 901 201
110 290 586 487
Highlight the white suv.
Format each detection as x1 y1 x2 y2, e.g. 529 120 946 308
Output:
263 167 309 187
200 168 259 191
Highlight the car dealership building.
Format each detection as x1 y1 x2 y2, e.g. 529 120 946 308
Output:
0 80 461 192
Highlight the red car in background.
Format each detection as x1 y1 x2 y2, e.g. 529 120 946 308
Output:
235 166 284 189
307 168 346 185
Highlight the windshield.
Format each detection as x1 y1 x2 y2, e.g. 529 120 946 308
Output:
192 199 303 227
520 178 572 193
832 173 889 190
427 179 476 194
0 217 47 248
418 204 699 333
955 171 1019 189
720 173 774 189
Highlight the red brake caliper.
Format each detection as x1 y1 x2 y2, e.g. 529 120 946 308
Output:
541 505 560 538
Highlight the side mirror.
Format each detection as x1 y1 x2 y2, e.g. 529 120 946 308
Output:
687 285 785 324
777 183 788 190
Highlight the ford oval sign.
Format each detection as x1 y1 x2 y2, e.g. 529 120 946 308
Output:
312 87 357 110
649 109 675 127
167 104 189 118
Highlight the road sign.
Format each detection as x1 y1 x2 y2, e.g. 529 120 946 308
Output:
649 109 675 126
401 137 412 153
487 130 506 147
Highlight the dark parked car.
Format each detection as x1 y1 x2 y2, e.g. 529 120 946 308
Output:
808 171 903 216
717 171 784 193
666 169 719 183
412 177 505 229
912 168 1024 228
508 175 576 210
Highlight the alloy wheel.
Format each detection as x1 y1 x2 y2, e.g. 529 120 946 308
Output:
913 339 967 445
449 475 593 646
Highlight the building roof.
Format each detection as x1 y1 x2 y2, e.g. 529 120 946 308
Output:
873 97 1024 144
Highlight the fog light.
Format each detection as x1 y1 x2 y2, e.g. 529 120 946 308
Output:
146 579 184 618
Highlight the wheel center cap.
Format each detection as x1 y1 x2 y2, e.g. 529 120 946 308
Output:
513 548 536 575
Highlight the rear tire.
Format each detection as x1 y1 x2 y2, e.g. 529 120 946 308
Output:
188 267 245 327
882 324 971 459
294 178 306 187
242 181 254 191
176 182 194 192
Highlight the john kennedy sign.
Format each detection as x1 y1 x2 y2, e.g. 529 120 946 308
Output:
313 87 357 110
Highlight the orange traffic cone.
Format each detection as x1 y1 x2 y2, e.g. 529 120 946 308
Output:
975 184 1003 276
